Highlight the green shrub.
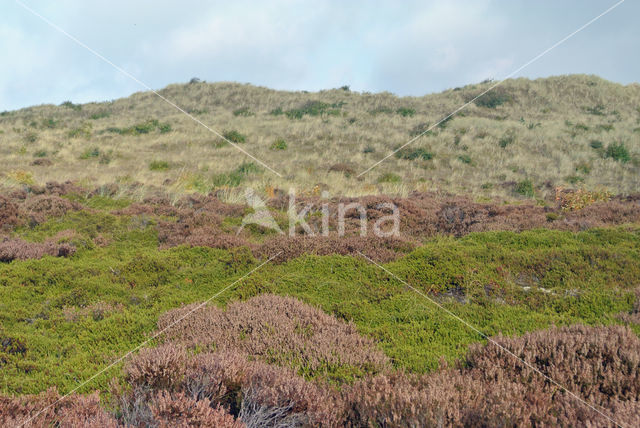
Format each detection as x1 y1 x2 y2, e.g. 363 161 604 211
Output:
437 115 454 129
396 107 415 117
590 140 603 149
363 146 375 154
158 123 172 133
23 132 38 143
89 111 110 120
604 142 630 163
68 124 92 139
473 89 512 108
233 107 254 117
378 173 402 183
584 104 605 115
269 107 284 116
409 123 433 137
458 155 472 165
149 160 170 171
368 106 394 115
80 147 101 159
285 101 344 119
575 163 591 174
546 212 560 222
211 162 262 187
499 134 515 148
33 150 47 158
480 183 493 190
41 118 59 129
565 175 584 184
395 147 433 161
514 179 535 197
222 130 246 144
270 139 287 150
596 124 614 132
60 101 82 111
107 120 170 136
132 120 158 135
236 162 262 175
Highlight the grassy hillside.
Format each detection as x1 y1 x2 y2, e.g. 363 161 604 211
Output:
2 75 640 426
1 74 638 201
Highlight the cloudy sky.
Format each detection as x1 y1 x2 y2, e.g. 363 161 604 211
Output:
1 0 637 110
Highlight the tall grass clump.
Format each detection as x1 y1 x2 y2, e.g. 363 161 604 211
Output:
473 88 512 108
604 142 630 163
395 147 433 161
514 179 534 197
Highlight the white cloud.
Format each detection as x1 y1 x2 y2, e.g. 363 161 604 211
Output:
1 0 637 110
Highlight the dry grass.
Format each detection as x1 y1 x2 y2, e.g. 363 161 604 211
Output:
1 74 639 200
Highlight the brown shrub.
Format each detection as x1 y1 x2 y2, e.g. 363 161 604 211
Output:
0 237 76 262
328 163 356 176
20 195 82 225
256 235 415 263
0 387 117 428
43 181 84 196
239 362 344 427
182 350 249 408
564 197 640 228
268 191 640 239
121 346 339 426
157 294 390 375
124 343 189 391
0 195 22 231
185 228 252 251
343 369 555 427
150 391 243 428
31 158 53 167
344 325 640 427
466 324 640 405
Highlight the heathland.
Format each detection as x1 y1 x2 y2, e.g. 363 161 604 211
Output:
1 75 640 426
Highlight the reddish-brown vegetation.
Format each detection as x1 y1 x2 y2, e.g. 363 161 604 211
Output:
20 195 82 225
0 388 116 428
255 235 415 263
0 195 22 231
1 183 638 264
0 237 75 262
345 325 640 427
157 294 390 374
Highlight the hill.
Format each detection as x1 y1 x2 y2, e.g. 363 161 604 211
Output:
1 74 638 201
1 75 640 426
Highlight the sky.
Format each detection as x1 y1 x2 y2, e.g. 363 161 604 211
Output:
1 0 638 111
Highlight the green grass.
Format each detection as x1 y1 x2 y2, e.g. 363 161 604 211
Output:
149 160 170 171
395 147 433 161
221 129 246 144
605 142 631 163
0 200 638 395
211 162 262 187
270 138 288 150
515 179 535 197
